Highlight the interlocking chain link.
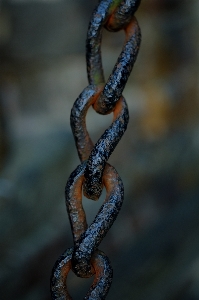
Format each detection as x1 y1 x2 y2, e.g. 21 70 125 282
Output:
51 0 141 298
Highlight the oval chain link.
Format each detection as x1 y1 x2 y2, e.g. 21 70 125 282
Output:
51 0 141 298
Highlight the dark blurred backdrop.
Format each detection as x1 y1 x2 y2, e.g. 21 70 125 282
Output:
0 0 199 299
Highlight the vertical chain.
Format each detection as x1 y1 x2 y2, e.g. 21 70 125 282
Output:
51 0 141 298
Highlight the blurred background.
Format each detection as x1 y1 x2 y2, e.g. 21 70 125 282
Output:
0 0 199 299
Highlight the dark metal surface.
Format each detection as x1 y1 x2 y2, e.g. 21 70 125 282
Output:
69 163 124 278
51 247 113 300
51 0 141 298
71 84 129 200
87 0 141 114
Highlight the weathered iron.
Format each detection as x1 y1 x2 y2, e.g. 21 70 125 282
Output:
51 0 141 298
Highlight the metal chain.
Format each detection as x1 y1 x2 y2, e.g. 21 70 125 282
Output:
51 0 141 299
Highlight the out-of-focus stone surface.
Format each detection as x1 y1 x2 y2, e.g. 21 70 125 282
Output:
0 0 199 299
1 0 96 58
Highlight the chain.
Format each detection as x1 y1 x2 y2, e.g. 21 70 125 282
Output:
51 0 141 299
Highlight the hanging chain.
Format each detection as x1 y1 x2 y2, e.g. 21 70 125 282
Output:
51 0 141 299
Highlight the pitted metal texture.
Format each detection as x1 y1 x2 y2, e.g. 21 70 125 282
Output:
51 247 113 300
69 163 124 278
87 0 141 114
51 0 142 298
70 84 129 200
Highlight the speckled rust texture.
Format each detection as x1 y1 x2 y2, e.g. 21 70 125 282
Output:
105 0 141 31
70 88 125 277
71 84 129 200
83 96 129 200
87 0 141 114
70 85 102 162
68 163 124 278
51 247 113 300
51 0 141 298
96 17 141 114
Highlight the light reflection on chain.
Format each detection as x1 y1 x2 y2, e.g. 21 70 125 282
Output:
51 0 141 298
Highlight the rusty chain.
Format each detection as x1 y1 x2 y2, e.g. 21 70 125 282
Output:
51 0 141 298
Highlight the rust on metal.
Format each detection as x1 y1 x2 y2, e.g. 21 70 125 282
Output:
51 0 142 298
51 248 112 299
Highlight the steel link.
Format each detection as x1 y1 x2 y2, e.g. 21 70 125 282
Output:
51 247 112 300
105 0 141 31
87 0 141 114
65 161 123 278
95 17 141 114
71 85 129 200
51 0 141 298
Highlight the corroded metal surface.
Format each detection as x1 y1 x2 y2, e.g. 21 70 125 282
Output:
69 163 124 278
71 85 129 200
51 247 112 300
87 0 141 114
51 0 141 298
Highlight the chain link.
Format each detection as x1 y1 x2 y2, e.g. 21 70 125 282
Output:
51 0 141 298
